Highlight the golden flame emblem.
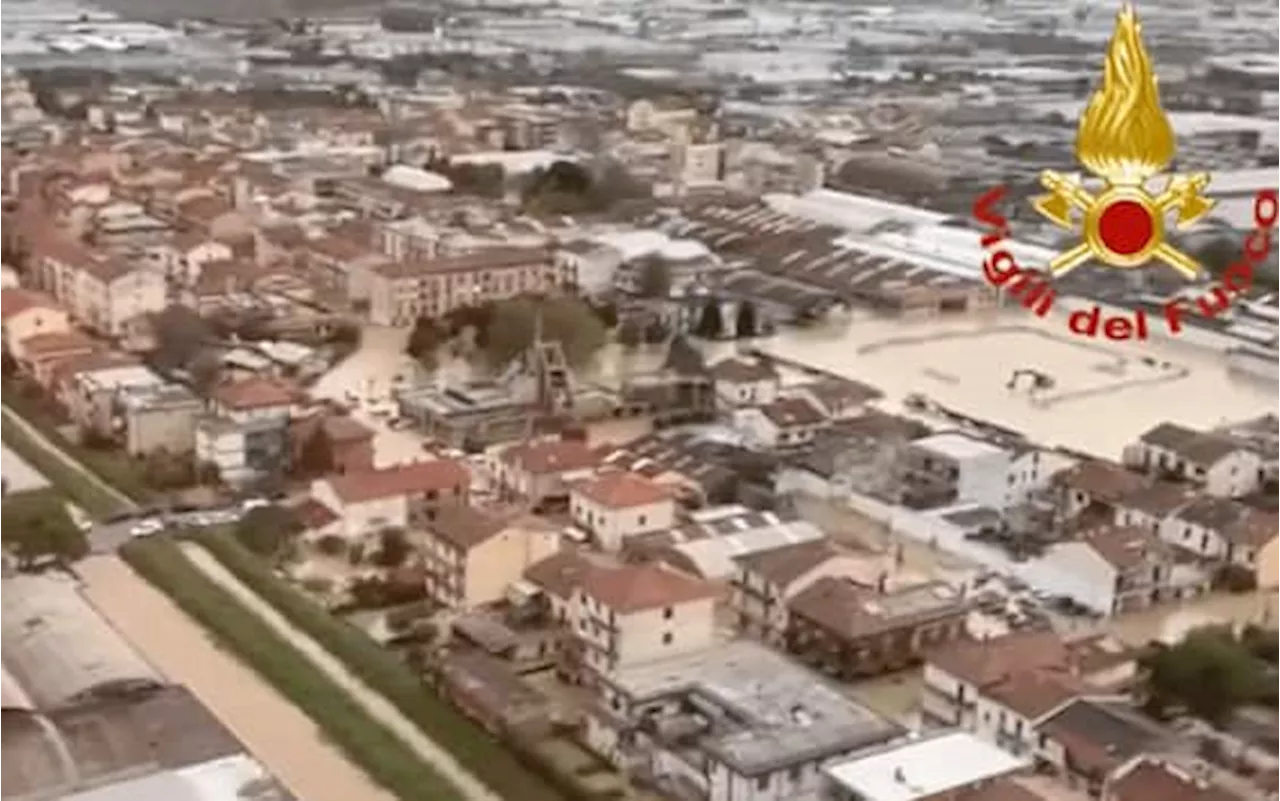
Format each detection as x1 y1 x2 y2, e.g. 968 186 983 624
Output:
1031 5 1215 278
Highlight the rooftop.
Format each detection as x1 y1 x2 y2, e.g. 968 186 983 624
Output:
912 432 1008 461
824 729 1028 801
605 640 901 775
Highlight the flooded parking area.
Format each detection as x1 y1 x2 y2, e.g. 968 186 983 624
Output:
758 309 1277 457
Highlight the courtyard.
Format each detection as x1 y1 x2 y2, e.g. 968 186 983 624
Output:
761 307 1277 459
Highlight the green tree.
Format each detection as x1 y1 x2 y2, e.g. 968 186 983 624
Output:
735 300 758 338
1142 626 1270 725
694 298 724 340
371 527 412 568
482 296 606 368
234 505 301 560
405 316 444 369
636 257 672 298
2 490 88 568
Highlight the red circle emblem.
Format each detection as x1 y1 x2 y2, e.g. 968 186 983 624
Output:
1097 200 1155 256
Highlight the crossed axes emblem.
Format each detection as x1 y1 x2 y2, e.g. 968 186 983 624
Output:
1033 171 1215 278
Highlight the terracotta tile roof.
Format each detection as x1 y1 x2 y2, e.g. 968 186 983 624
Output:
292 412 374 445
927 631 1072 687
572 470 673 509
710 356 778 383
325 459 469 504
1107 759 1236 801
501 439 601 475
981 667 1083 720
523 550 593 600
787 577 967 641
212 376 301 411
578 562 717 614
1037 700 1169 778
427 506 512 551
1113 481 1199 518
20 330 97 358
735 539 843 587
49 351 137 392
760 396 826 428
1054 460 1147 502
0 288 60 319
1079 525 1170 570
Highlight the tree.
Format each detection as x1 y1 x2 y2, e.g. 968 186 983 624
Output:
636 257 672 298
141 448 196 490
296 427 335 477
371 527 412 568
234 505 301 560
149 305 215 373
735 300 758 338
188 350 222 397
482 296 606 368
1141 626 1271 725
2 491 88 569
406 316 445 368
616 320 644 348
694 298 724 340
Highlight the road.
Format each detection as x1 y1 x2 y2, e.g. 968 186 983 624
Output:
181 543 500 801
78 554 396 801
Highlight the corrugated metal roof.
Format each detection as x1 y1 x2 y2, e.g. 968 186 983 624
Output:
2 574 162 709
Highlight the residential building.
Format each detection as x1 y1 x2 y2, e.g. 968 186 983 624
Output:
421 506 560 609
583 640 902 801
492 438 603 509
569 471 677 551
624 504 827 581
785 577 969 678
310 459 470 540
121 384 203 456
731 539 848 645
195 416 290 486
1 289 70 359
1037 702 1175 795
18 330 98 387
367 247 567 326
735 396 829 450
1124 422 1265 498
1160 495 1279 567
1103 758 1237 801
38 239 166 338
288 412 376 476
822 730 1030 801
1020 525 1208 616
1053 460 1149 521
899 432 1023 511
921 632 1141 757
63 362 164 437
209 376 300 424
789 377 883 421
709 356 780 409
567 561 718 681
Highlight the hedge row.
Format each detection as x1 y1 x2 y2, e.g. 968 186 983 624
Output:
119 538 469 801
197 531 573 801
1 406 132 519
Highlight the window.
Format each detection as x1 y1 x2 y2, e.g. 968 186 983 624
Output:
638 515 647 526
757 775 769 791
788 766 802 783
663 607 673 619
662 632 673 645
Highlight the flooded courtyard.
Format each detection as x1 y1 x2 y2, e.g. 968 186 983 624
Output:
752 308 1277 459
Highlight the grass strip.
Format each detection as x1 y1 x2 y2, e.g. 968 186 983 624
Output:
197 530 574 801
119 537 469 801
2 406 131 519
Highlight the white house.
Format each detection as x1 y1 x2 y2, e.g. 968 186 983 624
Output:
1124 422 1265 498
570 471 677 551
709 356 780 409
901 432 1012 510
734 396 828 450
310 459 470 540
1158 496 1279 566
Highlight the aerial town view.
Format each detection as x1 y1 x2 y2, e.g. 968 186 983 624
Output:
1 0 1278 799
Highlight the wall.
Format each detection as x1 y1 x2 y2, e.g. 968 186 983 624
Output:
571 494 675 552
1017 543 1116 615
4 307 71 358
464 526 560 608
311 480 408 539
616 597 715 668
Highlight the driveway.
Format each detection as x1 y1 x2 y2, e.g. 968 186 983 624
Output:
311 326 431 468
78 554 396 801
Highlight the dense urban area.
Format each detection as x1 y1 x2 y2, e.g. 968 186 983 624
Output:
1 0 1278 800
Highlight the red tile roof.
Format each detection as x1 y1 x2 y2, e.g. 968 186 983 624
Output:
20 330 97 358
501 439 601 475
292 498 339 530
0 288 60 319
211 376 301 411
572 470 672 509
325 459 469 504
1107 759 1236 801
579 562 717 614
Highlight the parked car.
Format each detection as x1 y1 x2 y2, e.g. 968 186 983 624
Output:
129 519 165 539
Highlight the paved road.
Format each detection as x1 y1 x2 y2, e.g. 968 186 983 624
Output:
79 554 396 801
182 543 500 801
